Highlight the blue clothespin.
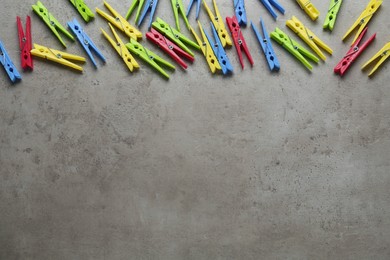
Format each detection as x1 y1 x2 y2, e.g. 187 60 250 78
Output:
0 40 22 84
68 18 106 68
259 0 285 20
251 19 280 72
138 0 159 29
205 22 233 75
234 0 247 26
186 0 201 20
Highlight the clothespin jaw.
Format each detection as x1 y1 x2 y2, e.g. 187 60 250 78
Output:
31 43 86 72
186 0 201 20
17 16 33 71
190 22 221 74
343 0 382 45
171 0 190 31
69 0 94 22
361 42 390 77
271 27 319 70
32 1 75 48
96 1 142 41
323 0 343 31
259 0 285 20
335 27 376 76
125 0 144 23
138 0 159 29
0 41 22 83
296 0 320 21
234 0 247 26
68 18 106 68
251 19 280 72
226 16 254 69
100 23 139 72
286 16 333 61
203 0 232 48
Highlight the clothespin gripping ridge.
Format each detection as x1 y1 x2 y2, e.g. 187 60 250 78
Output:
69 0 94 22
0 41 22 83
362 42 390 77
203 0 232 48
171 0 190 32
234 0 247 26
258 0 285 20
323 0 343 31
296 0 320 21
17 16 34 71
187 0 201 20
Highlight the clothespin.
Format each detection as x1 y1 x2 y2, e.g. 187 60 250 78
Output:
335 27 376 76
234 0 247 26
137 0 159 29
31 43 86 72
226 16 254 69
125 38 175 79
152 18 200 57
96 1 142 41
17 16 33 71
100 23 139 72
190 22 221 74
32 1 74 48
286 16 333 61
203 0 232 48
270 27 319 70
126 0 145 23
146 28 194 69
187 0 201 20
342 0 382 46
251 19 280 72
295 0 320 21
171 0 190 31
0 40 22 83
258 0 285 20
323 0 343 31
205 22 233 75
362 42 390 77
69 0 94 22
68 18 106 68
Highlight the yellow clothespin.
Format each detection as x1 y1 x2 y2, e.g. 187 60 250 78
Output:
343 0 382 45
96 1 142 41
30 43 85 72
361 42 390 77
286 16 333 61
296 0 319 21
101 23 139 72
202 0 232 48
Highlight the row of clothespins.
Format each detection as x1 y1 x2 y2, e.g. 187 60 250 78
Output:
0 0 389 84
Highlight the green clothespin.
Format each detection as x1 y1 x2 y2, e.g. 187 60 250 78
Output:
171 0 190 31
125 0 144 23
125 38 175 79
152 17 200 57
270 27 319 70
323 0 343 31
69 0 94 22
32 1 74 47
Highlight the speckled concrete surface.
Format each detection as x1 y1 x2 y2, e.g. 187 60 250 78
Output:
1 0 390 259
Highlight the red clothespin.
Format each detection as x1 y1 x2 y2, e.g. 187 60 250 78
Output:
146 28 194 70
226 15 254 69
334 27 376 76
17 16 33 71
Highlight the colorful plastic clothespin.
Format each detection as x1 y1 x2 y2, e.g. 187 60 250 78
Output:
203 0 232 48
96 1 142 41
125 38 175 79
146 28 194 69
205 22 233 75
258 0 285 20
226 16 253 69
342 0 382 45
0 40 22 83
335 27 376 76
251 19 280 72
234 0 247 26
323 0 343 31
126 0 145 23
362 42 390 77
187 0 201 20
171 0 190 31
100 23 139 72
286 16 333 61
32 1 75 48
69 0 94 22
271 27 319 70
31 43 86 72
137 0 159 29
190 22 221 74
17 16 33 71
68 18 106 68
152 18 200 57
296 0 320 21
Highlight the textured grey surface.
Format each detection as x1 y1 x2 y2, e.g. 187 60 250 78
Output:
1 0 390 259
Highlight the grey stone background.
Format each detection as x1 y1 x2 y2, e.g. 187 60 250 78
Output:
1 0 389 259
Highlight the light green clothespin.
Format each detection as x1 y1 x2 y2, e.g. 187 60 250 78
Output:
323 0 343 31
69 0 94 22
125 0 144 23
171 0 190 31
